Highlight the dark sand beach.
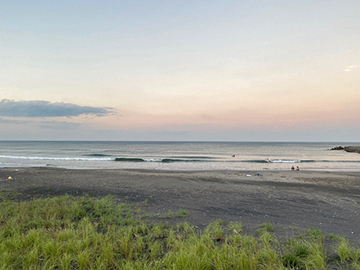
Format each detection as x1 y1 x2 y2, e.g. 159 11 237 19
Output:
1 167 359 243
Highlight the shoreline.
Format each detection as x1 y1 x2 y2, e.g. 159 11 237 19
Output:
3 165 360 172
1 167 359 243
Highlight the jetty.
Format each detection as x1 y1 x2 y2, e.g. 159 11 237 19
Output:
330 146 360 154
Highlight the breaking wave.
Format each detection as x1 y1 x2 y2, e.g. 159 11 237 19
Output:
0 155 112 161
243 159 360 163
83 154 112 157
114 158 207 163
1 155 359 164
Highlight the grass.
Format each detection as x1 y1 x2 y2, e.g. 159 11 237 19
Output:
159 208 188 219
0 189 21 201
176 208 187 218
337 237 352 263
0 194 359 269
262 222 274 232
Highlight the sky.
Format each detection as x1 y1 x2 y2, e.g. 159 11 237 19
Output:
0 0 359 141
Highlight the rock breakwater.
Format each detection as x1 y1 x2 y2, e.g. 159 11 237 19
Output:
330 146 360 154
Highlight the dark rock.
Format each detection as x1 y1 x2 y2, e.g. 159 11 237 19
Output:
330 146 360 154
329 146 344 150
343 146 360 154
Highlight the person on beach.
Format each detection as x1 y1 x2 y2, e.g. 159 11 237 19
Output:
291 166 295 170
296 166 300 171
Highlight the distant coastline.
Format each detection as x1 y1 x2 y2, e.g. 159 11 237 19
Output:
330 146 360 154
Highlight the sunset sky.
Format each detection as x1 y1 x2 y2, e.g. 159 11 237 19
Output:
1 1 359 141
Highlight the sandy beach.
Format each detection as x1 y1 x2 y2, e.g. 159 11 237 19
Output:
1 167 359 243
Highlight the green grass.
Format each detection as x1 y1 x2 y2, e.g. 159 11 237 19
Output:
159 208 188 219
176 208 187 218
262 222 274 232
0 189 21 201
0 194 358 269
337 237 352 263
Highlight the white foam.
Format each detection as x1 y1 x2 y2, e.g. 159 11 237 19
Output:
0 155 112 161
269 159 301 163
143 158 162 162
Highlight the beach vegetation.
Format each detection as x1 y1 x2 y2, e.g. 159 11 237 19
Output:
262 222 274 232
176 208 187 218
336 237 352 263
0 189 21 201
159 208 188 219
307 227 324 241
228 221 243 234
165 210 174 219
328 232 341 241
0 194 358 269
352 249 360 269
142 199 149 206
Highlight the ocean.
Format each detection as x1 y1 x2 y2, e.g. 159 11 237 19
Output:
0 141 360 171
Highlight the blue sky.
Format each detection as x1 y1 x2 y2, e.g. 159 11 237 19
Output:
1 1 359 141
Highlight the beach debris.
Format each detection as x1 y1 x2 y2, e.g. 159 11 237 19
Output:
246 174 252 177
233 229 240 234
255 173 262 177
7 176 13 180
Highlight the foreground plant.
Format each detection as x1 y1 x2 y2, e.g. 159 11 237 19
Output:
0 195 359 269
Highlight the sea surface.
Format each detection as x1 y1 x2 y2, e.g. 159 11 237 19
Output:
0 141 360 171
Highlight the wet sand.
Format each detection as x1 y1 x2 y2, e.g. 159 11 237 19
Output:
0 167 359 243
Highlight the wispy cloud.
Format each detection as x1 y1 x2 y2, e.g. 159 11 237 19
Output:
0 99 114 117
344 65 358 72
0 118 30 125
37 121 81 129
0 117 81 129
